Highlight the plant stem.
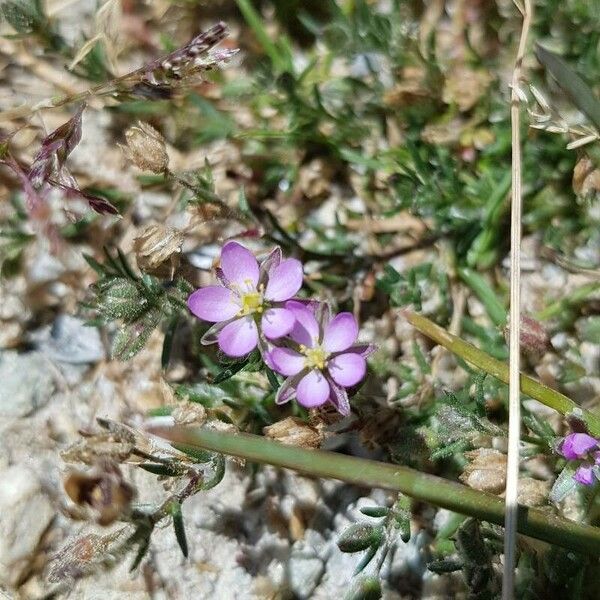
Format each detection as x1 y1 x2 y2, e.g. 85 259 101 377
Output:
505 0 532 592
147 425 600 555
404 311 600 437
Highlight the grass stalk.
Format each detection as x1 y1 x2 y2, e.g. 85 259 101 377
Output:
148 425 600 555
405 311 600 437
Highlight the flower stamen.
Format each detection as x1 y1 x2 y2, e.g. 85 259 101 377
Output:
302 346 329 370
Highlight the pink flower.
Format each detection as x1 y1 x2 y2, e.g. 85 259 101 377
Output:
187 242 303 357
269 301 375 415
559 433 600 486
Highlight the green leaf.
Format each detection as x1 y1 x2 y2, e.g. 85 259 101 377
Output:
172 443 214 464
97 279 148 321
391 494 411 543
161 316 178 370
112 309 161 360
577 316 600 344
359 506 389 518
1 0 43 33
213 356 252 383
536 45 600 132
139 463 182 477
337 523 384 553
170 501 188 558
427 559 463 574
202 453 226 490
343 576 382 600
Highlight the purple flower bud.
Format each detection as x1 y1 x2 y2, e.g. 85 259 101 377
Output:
573 464 595 486
29 104 85 188
559 433 599 460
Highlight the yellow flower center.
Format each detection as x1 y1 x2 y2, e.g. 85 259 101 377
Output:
234 281 265 316
240 291 263 315
300 345 329 370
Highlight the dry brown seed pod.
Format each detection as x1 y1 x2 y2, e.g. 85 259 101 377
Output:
134 223 184 274
263 417 324 449
120 122 169 173
64 461 135 526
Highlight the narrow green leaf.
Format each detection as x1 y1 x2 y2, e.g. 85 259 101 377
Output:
359 506 389 518
170 501 188 558
139 463 181 477
161 316 178 370
536 45 600 131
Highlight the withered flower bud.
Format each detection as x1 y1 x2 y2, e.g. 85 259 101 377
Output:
134 223 184 274
460 448 506 494
263 417 324 449
504 315 549 357
64 461 135 526
573 156 600 199
120 122 169 173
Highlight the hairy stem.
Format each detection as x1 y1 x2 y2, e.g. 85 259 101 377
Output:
148 425 600 555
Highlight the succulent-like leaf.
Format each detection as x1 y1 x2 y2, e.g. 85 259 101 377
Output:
337 523 384 553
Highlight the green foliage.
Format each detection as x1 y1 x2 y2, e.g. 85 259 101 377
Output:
337 523 384 554
377 262 449 319
1 0 64 49
84 248 192 361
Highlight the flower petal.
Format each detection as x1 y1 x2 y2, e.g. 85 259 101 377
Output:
327 352 366 387
296 370 330 408
286 300 320 347
270 347 305 376
323 312 358 353
188 286 239 322
328 379 351 416
275 372 305 405
574 464 595 485
220 241 259 288
560 433 599 460
217 317 258 357
261 308 296 340
264 258 303 302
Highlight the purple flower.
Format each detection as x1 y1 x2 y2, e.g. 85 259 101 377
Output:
269 301 375 416
560 433 599 460
187 242 303 357
559 433 600 486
